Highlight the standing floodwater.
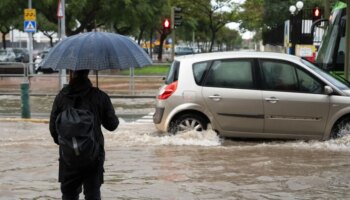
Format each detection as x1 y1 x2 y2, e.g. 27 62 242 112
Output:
0 121 349 199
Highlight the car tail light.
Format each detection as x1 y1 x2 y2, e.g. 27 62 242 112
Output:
158 81 178 100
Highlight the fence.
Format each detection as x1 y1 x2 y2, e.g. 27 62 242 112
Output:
0 74 164 97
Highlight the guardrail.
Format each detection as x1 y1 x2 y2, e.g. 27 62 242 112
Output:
0 62 29 78
0 72 165 96
0 62 31 118
0 63 168 118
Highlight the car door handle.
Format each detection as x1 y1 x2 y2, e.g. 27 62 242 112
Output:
265 97 279 104
209 95 222 101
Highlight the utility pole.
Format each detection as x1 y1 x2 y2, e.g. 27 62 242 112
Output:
323 0 330 20
171 7 175 61
58 0 67 87
21 0 35 118
170 7 183 61
28 0 33 75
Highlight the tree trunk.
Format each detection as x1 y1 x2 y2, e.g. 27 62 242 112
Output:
2 33 7 49
209 30 216 52
137 25 146 45
49 36 54 47
149 30 153 59
158 33 166 61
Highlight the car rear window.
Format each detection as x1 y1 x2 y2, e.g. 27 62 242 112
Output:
192 61 210 85
165 61 180 84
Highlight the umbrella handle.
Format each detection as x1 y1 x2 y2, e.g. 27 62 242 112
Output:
96 70 98 88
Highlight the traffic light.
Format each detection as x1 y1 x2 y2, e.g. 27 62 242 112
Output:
174 7 182 28
312 7 322 21
163 18 171 34
163 18 170 29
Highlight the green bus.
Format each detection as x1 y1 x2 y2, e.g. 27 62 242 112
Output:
314 2 346 74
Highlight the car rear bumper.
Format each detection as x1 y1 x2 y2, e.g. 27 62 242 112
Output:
153 107 164 124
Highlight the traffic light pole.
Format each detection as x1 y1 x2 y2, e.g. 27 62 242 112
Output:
59 0 67 88
171 7 175 61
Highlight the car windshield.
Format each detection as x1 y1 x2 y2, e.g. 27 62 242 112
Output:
301 59 350 90
0 50 7 56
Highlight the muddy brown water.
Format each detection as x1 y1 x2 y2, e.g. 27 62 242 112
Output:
0 121 349 200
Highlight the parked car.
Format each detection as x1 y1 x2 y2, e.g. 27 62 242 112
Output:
0 49 16 62
153 51 350 140
34 48 56 73
175 46 194 56
12 48 29 63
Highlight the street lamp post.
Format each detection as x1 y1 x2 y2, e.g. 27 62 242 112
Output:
289 1 304 55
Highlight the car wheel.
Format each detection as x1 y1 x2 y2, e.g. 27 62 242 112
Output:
331 117 350 139
169 113 207 134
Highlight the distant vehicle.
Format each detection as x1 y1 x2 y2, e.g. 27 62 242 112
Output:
193 47 202 53
153 51 350 140
12 48 29 63
34 48 56 73
0 49 16 62
175 46 194 56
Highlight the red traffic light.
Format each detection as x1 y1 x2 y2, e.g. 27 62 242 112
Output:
163 19 170 29
314 7 320 17
312 7 321 21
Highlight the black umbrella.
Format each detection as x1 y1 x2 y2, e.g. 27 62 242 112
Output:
42 32 152 71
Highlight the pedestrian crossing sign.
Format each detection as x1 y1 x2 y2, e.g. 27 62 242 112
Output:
24 20 36 33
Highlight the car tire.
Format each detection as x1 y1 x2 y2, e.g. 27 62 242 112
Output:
331 117 350 139
169 113 208 134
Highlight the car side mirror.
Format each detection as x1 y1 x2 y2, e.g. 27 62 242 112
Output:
324 85 333 95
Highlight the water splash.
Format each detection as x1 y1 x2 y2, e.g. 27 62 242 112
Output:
255 134 350 152
105 126 221 147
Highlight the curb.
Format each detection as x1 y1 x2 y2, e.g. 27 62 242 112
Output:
0 118 49 124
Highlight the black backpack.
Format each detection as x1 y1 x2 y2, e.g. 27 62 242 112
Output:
55 97 100 168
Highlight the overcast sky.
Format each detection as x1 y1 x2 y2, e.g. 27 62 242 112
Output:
222 0 253 39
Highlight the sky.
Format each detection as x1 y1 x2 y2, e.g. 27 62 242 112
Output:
220 0 254 39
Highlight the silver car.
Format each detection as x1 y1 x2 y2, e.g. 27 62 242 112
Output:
0 49 16 62
153 51 350 140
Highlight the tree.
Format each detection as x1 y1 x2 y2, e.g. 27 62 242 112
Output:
239 0 335 32
182 0 237 52
34 0 109 36
36 13 57 47
0 0 23 49
216 27 242 50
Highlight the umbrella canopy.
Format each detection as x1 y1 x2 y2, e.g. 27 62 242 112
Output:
41 32 152 71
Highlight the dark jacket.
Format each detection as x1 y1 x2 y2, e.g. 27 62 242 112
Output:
49 77 119 182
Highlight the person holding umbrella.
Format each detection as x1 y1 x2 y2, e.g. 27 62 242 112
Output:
42 32 152 199
49 69 119 199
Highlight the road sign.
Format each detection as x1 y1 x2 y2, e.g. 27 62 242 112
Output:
24 9 36 21
24 21 37 33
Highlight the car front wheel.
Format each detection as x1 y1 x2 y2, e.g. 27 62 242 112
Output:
169 113 207 134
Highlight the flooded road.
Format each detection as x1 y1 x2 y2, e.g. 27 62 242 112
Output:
0 121 349 199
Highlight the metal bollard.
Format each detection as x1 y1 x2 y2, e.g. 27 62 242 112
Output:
20 82 31 118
